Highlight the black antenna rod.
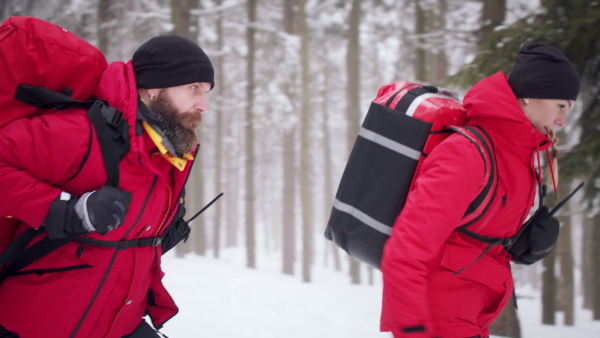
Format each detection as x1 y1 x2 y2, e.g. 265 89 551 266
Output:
187 192 224 225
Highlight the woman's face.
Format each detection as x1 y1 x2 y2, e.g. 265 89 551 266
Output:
521 98 574 135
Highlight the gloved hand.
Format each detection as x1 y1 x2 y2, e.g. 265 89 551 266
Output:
508 206 559 265
44 186 132 239
161 201 190 254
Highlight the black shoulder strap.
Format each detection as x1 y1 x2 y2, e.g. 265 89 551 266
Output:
393 85 438 112
15 84 129 187
0 85 131 279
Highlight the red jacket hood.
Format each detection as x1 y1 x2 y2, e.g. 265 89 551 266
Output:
94 60 138 141
463 71 551 155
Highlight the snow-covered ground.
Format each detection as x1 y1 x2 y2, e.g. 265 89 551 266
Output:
160 248 600 338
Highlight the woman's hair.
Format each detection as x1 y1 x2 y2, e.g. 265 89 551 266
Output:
548 129 559 186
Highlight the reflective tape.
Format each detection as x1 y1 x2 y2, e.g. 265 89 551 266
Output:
333 199 392 235
358 128 421 160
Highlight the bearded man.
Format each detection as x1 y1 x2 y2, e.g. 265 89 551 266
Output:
0 35 213 338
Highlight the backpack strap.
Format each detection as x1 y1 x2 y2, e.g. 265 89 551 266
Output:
448 126 499 230
445 126 511 274
0 85 131 279
15 84 130 187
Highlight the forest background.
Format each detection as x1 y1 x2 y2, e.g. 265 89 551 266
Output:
1 1 599 337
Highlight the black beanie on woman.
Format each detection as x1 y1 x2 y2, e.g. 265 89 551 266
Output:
508 42 579 101
133 35 214 90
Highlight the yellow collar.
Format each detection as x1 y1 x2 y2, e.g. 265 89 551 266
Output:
142 121 194 171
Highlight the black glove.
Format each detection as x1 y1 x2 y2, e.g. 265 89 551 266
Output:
508 206 560 265
161 201 190 254
44 186 132 239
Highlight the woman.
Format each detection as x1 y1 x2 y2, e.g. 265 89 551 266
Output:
380 42 579 338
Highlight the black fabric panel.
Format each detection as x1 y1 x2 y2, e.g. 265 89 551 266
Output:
327 209 391 268
335 136 418 226
362 103 431 150
327 102 432 268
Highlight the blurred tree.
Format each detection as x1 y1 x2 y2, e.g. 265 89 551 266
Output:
246 0 257 269
346 0 362 285
299 0 313 283
282 0 298 276
213 0 225 259
172 0 203 257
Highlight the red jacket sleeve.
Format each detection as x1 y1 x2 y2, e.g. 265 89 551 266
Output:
380 135 486 337
0 109 93 228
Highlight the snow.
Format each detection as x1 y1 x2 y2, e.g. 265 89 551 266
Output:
159 248 600 338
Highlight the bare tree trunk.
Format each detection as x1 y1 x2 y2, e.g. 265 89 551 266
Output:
414 0 427 82
479 0 506 46
170 0 196 40
213 0 224 259
489 302 521 338
299 0 313 283
346 0 362 285
245 0 257 269
225 146 239 248
170 0 204 257
432 0 447 83
554 184 574 326
97 0 118 56
542 247 557 324
281 0 298 276
557 218 574 325
282 130 296 275
592 213 600 319
321 48 341 272
582 213 594 309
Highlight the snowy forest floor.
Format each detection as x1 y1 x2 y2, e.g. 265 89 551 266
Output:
159 248 600 338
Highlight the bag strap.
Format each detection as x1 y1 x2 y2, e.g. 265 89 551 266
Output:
0 85 131 279
446 125 499 234
392 85 439 112
15 85 129 188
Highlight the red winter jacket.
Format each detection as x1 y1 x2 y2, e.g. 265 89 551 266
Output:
0 61 194 337
380 72 551 338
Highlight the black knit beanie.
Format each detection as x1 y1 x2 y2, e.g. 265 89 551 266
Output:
133 35 214 90
508 42 579 100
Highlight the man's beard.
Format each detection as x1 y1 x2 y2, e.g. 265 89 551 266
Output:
149 90 202 156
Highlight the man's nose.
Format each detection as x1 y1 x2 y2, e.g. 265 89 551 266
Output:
195 96 208 112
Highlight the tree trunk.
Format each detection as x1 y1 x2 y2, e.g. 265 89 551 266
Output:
479 0 506 46
592 213 600 319
489 301 521 338
282 129 296 275
281 0 298 276
321 48 341 272
170 0 203 257
346 0 362 285
170 0 196 40
213 0 224 259
97 0 118 56
299 0 313 283
557 218 574 325
582 213 594 309
414 0 427 82
542 247 557 324
432 0 447 83
245 0 257 269
554 182 574 326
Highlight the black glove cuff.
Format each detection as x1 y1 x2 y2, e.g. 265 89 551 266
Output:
44 196 84 239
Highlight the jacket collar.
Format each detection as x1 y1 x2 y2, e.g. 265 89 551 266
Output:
463 72 552 157
137 97 194 171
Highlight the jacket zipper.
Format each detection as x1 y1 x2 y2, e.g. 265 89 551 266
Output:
70 175 158 338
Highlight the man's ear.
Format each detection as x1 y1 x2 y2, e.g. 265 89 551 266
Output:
137 88 154 103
